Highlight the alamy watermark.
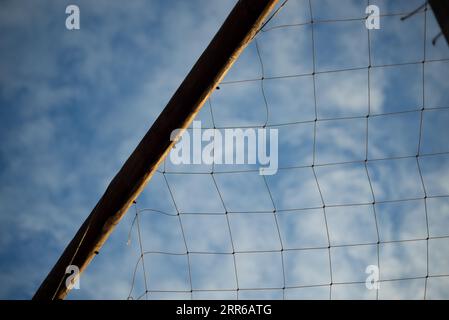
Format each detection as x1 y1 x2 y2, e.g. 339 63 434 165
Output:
169 121 278 175
65 264 80 290
65 5 80 30
366 5 380 30
365 265 380 290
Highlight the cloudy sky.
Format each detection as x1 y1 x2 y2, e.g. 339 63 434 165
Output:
0 0 449 300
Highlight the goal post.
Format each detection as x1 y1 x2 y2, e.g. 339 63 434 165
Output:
429 0 449 44
33 0 280 300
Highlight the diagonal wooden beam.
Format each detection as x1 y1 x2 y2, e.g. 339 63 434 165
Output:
33 0 280 300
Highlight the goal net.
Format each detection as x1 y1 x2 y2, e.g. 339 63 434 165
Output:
125 0 449 300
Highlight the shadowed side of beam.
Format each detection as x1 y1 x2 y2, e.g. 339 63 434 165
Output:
33 0 280 300
429 0 449 45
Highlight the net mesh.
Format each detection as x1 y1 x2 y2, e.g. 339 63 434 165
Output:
126 0 449 300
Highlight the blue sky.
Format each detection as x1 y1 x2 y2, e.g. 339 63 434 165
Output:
1 0 449 300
